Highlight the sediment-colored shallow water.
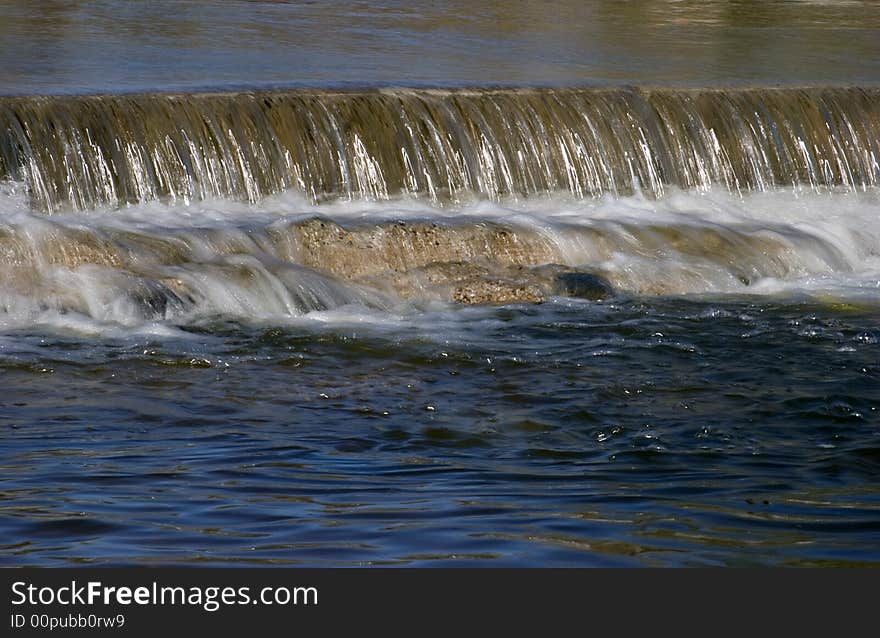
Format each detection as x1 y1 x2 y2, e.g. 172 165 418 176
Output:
1 1 879 566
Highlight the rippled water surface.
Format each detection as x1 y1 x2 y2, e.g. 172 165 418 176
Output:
1 1 880 567
2 294 879 566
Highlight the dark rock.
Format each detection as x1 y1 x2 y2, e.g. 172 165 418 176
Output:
554 272 614 300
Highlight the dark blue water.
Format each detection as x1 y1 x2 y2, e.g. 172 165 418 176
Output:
2 297 879 566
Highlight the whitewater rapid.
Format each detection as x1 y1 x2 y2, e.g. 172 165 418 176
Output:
1 184 878 336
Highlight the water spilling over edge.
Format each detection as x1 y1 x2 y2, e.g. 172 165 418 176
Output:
1 87 878 212
1 86 879 332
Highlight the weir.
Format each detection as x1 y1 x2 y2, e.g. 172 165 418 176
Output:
1 87 879 212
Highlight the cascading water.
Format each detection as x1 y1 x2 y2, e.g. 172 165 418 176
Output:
1 86 879 328
4 0 880 570
1 87 878 212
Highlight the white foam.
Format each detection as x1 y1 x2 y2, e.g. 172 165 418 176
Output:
2 183 880 336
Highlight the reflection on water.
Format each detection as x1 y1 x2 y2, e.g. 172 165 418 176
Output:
1 298 879 566
1 0 879 94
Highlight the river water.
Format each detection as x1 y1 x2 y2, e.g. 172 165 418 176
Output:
1 1 879 566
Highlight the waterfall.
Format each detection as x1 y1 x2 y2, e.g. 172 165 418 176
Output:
2 87 878 212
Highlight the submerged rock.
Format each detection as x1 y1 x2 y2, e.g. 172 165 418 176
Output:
453 280 545 305
272 219 614 305
275 217 559 279
126 279 188 320
0 215 614 314
553 271 615 300
380 260 613 305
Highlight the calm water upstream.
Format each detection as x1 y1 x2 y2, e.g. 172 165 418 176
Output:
1 1 879 567
2 0 880 93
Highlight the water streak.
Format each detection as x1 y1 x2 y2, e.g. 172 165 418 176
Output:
2 87 878 212
2 187 879 330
